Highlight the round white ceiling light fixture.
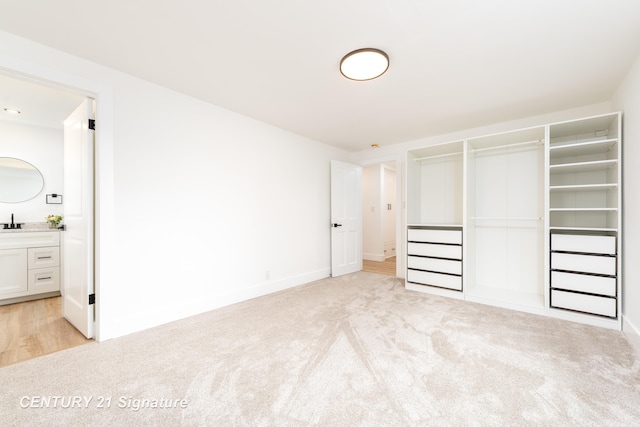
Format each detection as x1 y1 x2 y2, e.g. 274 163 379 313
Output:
340 48 389 81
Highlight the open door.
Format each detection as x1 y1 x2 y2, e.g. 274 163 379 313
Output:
62 99 95 338
330 160 362 277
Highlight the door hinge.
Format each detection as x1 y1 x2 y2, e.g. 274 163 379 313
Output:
88 119 96 130
89 294 96 305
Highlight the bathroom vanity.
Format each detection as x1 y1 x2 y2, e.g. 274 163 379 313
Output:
0 229 60 305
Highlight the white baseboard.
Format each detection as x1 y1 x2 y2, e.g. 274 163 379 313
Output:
363 252 385 262
622 315 640 355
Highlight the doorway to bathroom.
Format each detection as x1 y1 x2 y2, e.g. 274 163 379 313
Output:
0 72 96 365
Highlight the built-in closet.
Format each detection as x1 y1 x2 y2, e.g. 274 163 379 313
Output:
406 112 622 330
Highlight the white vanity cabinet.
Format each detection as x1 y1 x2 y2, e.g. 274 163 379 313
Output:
0 248 28 295
0 231 60 303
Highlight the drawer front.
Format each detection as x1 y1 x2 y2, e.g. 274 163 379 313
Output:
551 234 616 255
407 242 462 259
551 253 616 276
0 231 59 250
408 256 462 275
551 271 616 297
28 267 60 293
408 228 462 245
28 246 60 269
407 269 462 291
551 289 616 318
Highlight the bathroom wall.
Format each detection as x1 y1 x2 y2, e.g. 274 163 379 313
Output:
0 120 63 224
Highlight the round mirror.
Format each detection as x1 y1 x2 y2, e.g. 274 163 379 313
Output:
0 157 44 203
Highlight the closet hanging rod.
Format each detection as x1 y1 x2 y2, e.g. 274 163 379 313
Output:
470 216 542 221
470 139 543 154
414 151 464 161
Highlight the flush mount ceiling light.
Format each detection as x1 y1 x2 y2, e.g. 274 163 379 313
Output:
340 48 389 81
3 108 21 115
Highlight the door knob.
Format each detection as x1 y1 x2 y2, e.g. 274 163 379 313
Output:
332 223 342 228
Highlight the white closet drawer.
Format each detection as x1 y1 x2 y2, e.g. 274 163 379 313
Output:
407 270 462 291
407 242 462 259
408 229 462 245
551 253 616 276
408 256 462 275
28 267 60 293
551 289 616 318
551 234 616 255
28 246 60 269
551 271 616 297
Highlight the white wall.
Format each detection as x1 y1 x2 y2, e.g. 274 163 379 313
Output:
0 120 63 223
0 31 349 340
612 53 640 351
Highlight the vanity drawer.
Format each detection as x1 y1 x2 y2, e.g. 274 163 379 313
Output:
28 247 60 269
551 234 616 255
407 242 462 259
551 271 616 297
408 229 462 245
407 269 462 291
28 267 60 293
408 256 461 275
551 253 616 276
551 289 616 318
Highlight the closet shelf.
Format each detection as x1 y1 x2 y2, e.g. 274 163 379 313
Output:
549 138 617 157
414 151 463 162
549 208 617 212
470 216 542 221
469 139 542 154
550 159 617 173
407 223 463 228
550 226 618 232
550 184 618 192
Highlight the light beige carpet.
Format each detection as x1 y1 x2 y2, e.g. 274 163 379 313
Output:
2 272 639 426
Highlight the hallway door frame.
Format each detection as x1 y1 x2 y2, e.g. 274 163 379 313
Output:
359 155 403 277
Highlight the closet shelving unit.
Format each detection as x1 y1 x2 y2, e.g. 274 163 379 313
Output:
405 112 623 330
547 112 622 328
465 127 546 314
406 142 464 299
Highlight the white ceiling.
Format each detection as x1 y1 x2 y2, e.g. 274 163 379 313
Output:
0 74 85 129
0 1 639 151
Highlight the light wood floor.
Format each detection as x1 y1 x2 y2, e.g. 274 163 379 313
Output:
0 296 91 367
362 256 397 276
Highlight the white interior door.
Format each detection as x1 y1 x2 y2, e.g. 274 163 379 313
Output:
331 160 362 277
62 98 94 338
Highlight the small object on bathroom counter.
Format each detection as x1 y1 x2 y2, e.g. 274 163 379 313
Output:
46 214 63 229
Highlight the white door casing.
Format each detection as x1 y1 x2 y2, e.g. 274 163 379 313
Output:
62 99 94 339
331 160 362 277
